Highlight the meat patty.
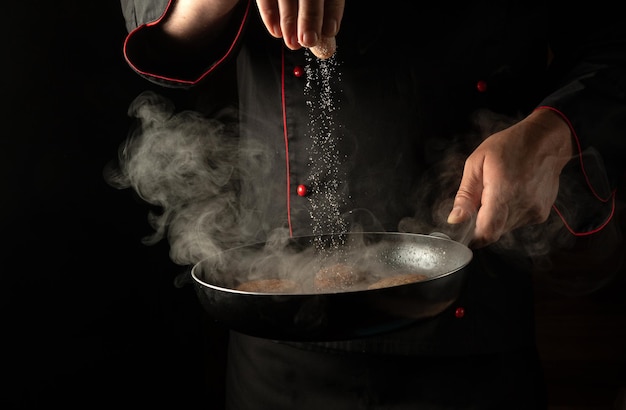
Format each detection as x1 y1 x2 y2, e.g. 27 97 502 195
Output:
314 263 364 292
235 278 300 293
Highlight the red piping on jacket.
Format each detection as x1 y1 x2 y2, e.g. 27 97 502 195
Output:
281 46 294 237
123 0 251 86
536 106 616 236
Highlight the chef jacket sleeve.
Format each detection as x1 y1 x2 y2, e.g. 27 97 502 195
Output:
120 0 170 33
536 5 626 235
120 0 251 88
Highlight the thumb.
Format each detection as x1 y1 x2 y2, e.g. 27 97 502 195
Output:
447 175 482 225
447 203 473 224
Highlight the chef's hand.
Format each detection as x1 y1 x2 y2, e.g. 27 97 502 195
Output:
447 109 574 249
255 0 344 57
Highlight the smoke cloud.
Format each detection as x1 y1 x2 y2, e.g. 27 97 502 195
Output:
104 89 622 295
104 90 250 266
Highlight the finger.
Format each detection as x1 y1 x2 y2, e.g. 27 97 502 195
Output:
447 166 482 225
308 0 343 59
277 0 300 49
471 187 508 248
255 0 282 38
297 0 324 47
321 0 344 37
447 200 474 225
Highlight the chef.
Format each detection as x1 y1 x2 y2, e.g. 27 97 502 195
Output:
118 0 626 408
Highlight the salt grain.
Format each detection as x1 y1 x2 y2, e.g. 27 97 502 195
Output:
303 49 348 254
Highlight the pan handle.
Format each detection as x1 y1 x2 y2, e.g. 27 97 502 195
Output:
428 230 473 250
429 231 452 240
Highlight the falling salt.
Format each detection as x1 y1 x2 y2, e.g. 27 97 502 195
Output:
303 49 349 256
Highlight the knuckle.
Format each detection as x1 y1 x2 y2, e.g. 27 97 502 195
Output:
528 204 551 224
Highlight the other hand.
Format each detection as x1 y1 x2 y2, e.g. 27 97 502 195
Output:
447 109 574 248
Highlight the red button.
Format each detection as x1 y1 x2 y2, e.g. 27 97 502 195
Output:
476 80 487 93
293 66 304 78
454 307 465 318
297 184 308 196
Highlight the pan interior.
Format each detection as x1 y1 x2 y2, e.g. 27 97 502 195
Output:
191 232 472 294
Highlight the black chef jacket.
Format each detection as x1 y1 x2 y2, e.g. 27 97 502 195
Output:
120 0 626 357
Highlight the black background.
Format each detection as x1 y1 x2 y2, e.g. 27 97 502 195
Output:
2 2 626 409
2 2 228 408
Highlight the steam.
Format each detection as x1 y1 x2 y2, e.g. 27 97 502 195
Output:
104 90 250 265
104 87 621 295
104 95 576 265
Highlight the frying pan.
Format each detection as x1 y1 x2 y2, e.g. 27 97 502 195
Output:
191 232 472 341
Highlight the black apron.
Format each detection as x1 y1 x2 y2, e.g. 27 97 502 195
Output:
225 331 547 410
